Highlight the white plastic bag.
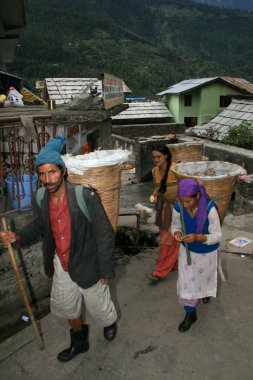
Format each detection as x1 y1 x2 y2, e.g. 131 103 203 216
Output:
5 87 24 107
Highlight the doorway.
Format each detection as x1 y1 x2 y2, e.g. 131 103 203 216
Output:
184 117 198 129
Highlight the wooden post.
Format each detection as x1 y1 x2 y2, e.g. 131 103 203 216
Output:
1 218 44 349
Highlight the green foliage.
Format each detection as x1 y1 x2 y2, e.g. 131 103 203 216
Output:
221 121 253 150
6 0 253 97
204 126 220 141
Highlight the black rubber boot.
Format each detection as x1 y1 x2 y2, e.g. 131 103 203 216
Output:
57 324 89 362
103 322 117 341
202 297 210 304
178 312 197 332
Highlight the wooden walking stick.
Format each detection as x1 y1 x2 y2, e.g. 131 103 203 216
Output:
1 218 44 349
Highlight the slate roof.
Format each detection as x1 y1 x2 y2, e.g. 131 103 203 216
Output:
45 78 132 105
45 78 102 105
111 101 173 121
156 77 253 96
186 99 253 140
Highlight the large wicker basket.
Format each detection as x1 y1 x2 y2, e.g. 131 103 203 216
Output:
67 164 121 232
166 142 204 203
171 161 246 222
169 142 204 164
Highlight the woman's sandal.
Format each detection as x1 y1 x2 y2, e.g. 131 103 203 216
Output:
148 274 161 284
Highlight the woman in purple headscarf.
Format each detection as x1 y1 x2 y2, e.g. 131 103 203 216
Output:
171 178 222 333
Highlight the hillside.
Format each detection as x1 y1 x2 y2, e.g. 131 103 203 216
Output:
6 0 253 97
192 0 253 11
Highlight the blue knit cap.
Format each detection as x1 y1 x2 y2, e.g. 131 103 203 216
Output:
35 135 66 168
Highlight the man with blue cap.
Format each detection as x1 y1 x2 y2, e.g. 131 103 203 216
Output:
0 136 117 362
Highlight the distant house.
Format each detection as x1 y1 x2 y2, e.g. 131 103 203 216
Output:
186 98 253 141
43 78 103 105
43 77 132 105
156 77 253 129
111 101 173 125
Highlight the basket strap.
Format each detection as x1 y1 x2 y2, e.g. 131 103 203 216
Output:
75 185 91 223
208 196 222 208
178 200 191 266
36 187 46 208
36 185 91 223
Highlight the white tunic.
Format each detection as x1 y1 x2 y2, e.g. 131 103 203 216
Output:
171 206 223 300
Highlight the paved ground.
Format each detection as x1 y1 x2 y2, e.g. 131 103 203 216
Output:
1 170 253 380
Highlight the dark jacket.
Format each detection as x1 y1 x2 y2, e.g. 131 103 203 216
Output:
18 182 115 289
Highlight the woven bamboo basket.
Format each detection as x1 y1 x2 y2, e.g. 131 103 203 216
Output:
166 143 204 203
171 161 246 223
169 142 204 164
67 164 122 232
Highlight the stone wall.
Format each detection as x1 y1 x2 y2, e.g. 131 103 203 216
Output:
112 123 185 139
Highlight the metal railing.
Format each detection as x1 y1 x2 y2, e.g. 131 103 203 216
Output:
0 118 58 215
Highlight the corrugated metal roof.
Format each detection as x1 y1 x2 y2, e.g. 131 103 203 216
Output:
156 77 218 96
45 78 102 105
111 101 172 120
186 99 253 140
221 77 253 94
156 76 253 96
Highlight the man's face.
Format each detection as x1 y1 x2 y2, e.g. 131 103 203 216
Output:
37 163 66 193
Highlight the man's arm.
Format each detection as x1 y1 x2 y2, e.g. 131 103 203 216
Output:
19 191 44 246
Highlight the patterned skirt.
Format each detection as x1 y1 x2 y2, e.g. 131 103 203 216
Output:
177 245 218 300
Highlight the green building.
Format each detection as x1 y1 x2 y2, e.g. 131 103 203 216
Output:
156 77 253 129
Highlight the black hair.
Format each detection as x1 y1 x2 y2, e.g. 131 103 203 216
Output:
57 165 68 179
151 144 172 194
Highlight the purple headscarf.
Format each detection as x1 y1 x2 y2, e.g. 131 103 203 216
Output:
178 178 210 233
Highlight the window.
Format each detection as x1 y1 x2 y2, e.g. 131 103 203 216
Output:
184 94 192 106
220 96 231 107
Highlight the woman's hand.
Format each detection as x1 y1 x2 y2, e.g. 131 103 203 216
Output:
174 231 182 242
180 233 196 243
181 234 207 243
150 190 159 204
101 278 109 285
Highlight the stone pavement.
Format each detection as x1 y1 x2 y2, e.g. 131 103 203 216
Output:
0 171 253 379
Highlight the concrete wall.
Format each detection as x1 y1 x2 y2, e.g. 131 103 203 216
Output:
111 134 135 154
112 123 186 139
167 95 179 122
96 119 113 150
